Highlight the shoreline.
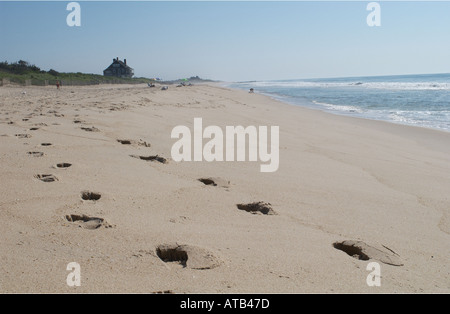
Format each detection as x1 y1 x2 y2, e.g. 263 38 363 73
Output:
0 83 449 293
217 82 450 155
223 82 450 135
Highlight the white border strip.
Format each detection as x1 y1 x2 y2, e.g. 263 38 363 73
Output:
2 0 450 2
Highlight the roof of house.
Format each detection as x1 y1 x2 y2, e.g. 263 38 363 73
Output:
104 58 134 71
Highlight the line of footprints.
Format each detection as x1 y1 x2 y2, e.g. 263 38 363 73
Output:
16 119 403 277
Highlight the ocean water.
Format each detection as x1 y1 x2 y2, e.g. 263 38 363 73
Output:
230 73 450 132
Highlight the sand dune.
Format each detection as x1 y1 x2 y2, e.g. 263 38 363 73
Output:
0 83 449 293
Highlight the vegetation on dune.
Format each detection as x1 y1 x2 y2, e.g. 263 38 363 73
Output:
0 60 153 86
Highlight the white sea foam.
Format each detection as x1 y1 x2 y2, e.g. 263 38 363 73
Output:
312 101 364 114
248 81 450 91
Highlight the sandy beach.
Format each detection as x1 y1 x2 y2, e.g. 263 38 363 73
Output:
0 83 449 293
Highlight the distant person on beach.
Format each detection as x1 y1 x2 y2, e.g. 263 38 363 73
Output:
56 81 60 89
249 88 254 93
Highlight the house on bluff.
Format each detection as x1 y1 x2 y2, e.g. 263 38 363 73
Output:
103 57 134 78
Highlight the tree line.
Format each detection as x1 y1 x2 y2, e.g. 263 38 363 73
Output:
0 60 59 76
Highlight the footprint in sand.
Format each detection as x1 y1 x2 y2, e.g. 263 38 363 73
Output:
117 139 151 147
237 202 276 215
117 139 132 145
48 110 64 118
54 163 72 169
152 290 174 294
155 244 221 270
81 191 102 201
81 126 100 132
130 155 167 164
169 216 190 224
137 140 151 148
198 177 230 188
27 151 44 157
65 214 112 230
34 174 58 183
15 134 31 139
333 240 403 266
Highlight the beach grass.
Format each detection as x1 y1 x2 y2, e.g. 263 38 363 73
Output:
0 60 152 86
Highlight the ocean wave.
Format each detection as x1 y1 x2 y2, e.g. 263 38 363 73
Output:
312 101 364 114
242 81 450 91
311 102 450 131
387 110 450 130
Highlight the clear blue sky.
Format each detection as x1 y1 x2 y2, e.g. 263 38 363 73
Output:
1 1 449 81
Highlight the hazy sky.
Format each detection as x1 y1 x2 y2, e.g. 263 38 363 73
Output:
1 1 449 81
